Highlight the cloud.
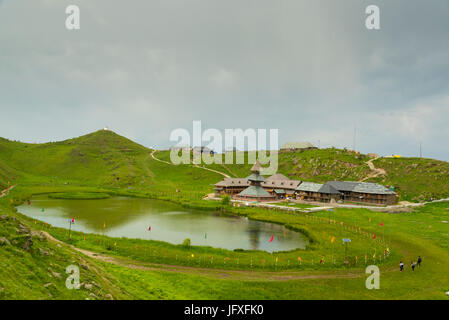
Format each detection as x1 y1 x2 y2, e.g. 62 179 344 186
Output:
0 0 449 161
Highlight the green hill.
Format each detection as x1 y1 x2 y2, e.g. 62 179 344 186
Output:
1 130 449 300
1 131 449 201
156 148 449 202
0 130 223 197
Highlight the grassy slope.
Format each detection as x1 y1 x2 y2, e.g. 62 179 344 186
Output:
157 148 449 202
1 131 449 299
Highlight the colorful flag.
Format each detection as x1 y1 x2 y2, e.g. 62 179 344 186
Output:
72 217 75 223
373 234 376 239
297 256 302 261
331 236 335 243
369 217 372 223
380 222 384 227
269 234 274 242
148 226 151 231
204 233 207 239
103 221 106 228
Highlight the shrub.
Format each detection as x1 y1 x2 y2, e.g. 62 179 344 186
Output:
182 238 191 247
221 195 231 206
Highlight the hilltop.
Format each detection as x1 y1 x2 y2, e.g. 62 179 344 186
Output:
1 130 449 201
0 130 222 196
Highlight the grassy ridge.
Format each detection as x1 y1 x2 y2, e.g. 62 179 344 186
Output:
157 148 449 202
1 130 449 299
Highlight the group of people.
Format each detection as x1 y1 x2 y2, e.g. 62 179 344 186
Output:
400 256 422 272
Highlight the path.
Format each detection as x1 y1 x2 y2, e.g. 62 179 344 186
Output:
361 157 386 182
0 185 16 198
151 150 230 178
42 231 367 282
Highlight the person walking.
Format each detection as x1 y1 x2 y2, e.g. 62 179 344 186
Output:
400 261 404 272
417 256 422 268
411 261 416 272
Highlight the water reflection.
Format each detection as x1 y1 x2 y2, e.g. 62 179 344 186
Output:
18 195 309 252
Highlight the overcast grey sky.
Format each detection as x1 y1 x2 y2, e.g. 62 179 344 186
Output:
0 0 448 160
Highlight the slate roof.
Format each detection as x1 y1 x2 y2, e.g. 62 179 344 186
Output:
327 181 396 195
247 173 266 183
318 183 342 195
214 178 249 187
262 180 301 190
352 182 396 195
326 181 361 192
296 182 324 192
238 186 273 198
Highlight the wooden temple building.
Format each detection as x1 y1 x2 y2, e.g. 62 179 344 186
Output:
214 164 397 205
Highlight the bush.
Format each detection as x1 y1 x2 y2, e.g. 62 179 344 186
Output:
221 195 231 206
182 238 191 247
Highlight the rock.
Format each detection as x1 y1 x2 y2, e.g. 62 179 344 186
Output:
48 269 62 279
80 263 89 270
104 294 114 300
17 223 30 234
39 248 50 256
0 237 11 246
89 293 97 299
43 283 54 288
0 215 9 221
84 283 93 290
31 231 47 241
22 235 33 251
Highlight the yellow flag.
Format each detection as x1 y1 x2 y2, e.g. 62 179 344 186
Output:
191 254 194 258
114 242 117 247
331 236 335 243
103 221 106 228
275 257 278 263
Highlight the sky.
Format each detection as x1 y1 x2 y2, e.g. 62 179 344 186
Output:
0 0 448 160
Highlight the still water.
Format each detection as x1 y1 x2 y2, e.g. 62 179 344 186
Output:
18 195 308 252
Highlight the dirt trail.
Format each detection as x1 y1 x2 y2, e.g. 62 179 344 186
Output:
151 150 230 178
361 158 386 182
42 231 368 282
0 185 16 198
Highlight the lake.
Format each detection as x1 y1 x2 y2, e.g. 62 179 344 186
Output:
17 195 308 252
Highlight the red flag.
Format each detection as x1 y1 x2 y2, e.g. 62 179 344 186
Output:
380 222 384 227
269 234 274 242
148 226 151 231
72 217 75 223
373 234 376 239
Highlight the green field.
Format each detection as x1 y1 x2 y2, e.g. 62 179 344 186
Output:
1 130 449 300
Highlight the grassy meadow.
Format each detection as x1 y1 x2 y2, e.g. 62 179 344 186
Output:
1 130 449 300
